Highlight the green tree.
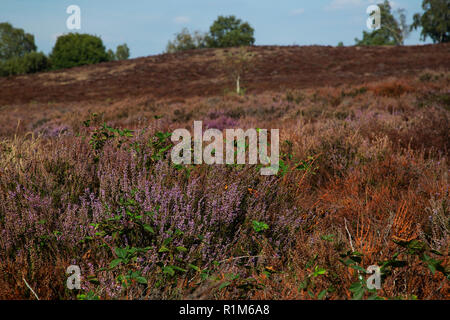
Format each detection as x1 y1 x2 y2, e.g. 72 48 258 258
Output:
0 52 50 77
50 33 108 69
0 22 37 61
411 0 449 43
107 49 116 61
355 1 410 46
166 28 207 53
206 15 255 48
115 44 130 60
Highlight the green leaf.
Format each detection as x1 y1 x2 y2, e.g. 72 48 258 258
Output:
313 267 327 277
176 246 188 252
430 249 443 256
349 281 363 292
427 263 436 275
318 290 327 300
350 265 368 273
340 258 356 266
406 240 427 254
162 266 175 276
163 237 173 246
115 247 127 259
298 279 308 291
172 265 187 273
136 277 147 284
219 281 231 290
109 258 122 269
320 234 335 242
158 246 170 253
353 290 365 300
143 224 155 234
188 264 201 272
87 276 100 285
252 220 269 233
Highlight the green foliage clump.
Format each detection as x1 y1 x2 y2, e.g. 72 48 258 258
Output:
411 0 449 43
0 22 37 61
207 15 255 48
355 0 410 46
50 33 108 69
107 43 131 61
166 28 207 53
166 15 255 53
115 44 130 60
0 51 50 77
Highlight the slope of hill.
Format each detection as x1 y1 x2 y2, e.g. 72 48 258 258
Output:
0 44 449 105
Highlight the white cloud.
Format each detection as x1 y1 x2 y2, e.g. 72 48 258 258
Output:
290 8 305 16
173 16 190 24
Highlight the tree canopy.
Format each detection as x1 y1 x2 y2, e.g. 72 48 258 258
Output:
355 1 409 46
166 28 207 53
0 22 37 61
206 15 255 48
115 44 130 60
411 0 449 43
50 33 109 69
108 44 131 61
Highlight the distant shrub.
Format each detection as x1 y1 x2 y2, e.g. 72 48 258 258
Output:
166 15 255 53
50 33 108 69
107 43 131 61
166 28 207 53
0 51 50 77
115 44 130 60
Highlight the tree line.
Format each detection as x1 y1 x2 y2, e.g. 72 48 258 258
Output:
0 0 448 77
353 0 448 46
0 27 130 77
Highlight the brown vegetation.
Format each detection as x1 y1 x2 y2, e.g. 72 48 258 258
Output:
0 45 449 300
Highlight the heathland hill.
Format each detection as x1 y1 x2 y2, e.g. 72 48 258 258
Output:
0 44 449 105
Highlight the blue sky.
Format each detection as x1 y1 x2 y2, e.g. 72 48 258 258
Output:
0 0 430 58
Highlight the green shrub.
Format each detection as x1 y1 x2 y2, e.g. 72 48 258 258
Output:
207 15 255 48
0 51 50 77
166 28 207 53
50 33 108 69
0 22 37 61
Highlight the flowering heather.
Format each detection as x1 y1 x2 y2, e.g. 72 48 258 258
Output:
0 73 449 300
